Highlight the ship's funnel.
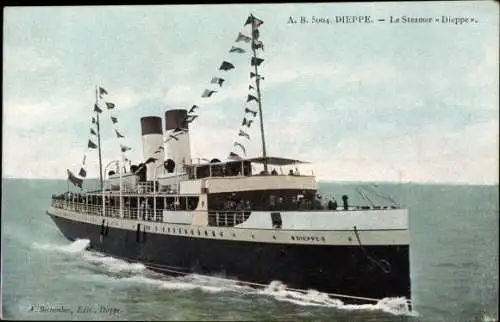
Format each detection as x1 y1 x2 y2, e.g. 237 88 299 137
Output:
140 116 164 181
165 109 192 173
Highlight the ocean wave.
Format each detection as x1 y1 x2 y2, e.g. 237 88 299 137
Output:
32 240 416 315
32 239 90 254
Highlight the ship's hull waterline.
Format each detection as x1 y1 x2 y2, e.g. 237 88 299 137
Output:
47 209 411 304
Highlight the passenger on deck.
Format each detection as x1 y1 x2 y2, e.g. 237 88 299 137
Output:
271 168 278 175
295 168 300 176
289 169 294 176
328 197 338 210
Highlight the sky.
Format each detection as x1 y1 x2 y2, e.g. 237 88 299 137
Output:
3 2 499 184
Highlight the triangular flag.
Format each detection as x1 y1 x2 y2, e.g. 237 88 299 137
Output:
252 40 264 51
94 104 102 113
90 128 97 135
115 129 124 138
249 85 254 90
79 167 87 178
245 107 257 117
239 130 250 140
91 117 96 124
201 89 217 98
250 72 264 80
88 139 97 149
247 94 259 103
229 46 246 53
120 144 131 152
67 169 83 188
245 14 264 28
251 57 265 66
235 32 252 43
219 61 235 71
99 87 108 95
210 77 225 87
111 116 118 124
105 102 115 109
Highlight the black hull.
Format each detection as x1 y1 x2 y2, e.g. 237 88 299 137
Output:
49 214 411 304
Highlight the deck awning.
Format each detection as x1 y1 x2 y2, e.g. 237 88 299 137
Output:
245 156 309 166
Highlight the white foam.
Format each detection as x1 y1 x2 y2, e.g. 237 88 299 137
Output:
259 281 416 316
81 252 145 274
32 239 90 254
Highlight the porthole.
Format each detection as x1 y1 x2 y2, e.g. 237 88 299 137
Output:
321 236 325 242
291 236 295 240
273 236 276 240
232 233 236 237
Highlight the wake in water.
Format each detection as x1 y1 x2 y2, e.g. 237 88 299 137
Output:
33 239 416 316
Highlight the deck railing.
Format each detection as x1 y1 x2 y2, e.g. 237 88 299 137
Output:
207 211 251 227
50 199 164 221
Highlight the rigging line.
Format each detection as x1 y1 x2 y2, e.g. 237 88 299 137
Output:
361 185 399 207
251 23 268 172
95 86 104 192
355 187 375 208
352 226 392 274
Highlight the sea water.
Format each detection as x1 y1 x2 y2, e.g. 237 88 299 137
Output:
1 179 498 321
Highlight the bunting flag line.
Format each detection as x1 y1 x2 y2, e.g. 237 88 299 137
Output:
251 57 265 67
92 117 96 124
90 128 97 135
219 61 235 71
67 169 83 188
111 116 118 124
188 105 199 114
235 32 252 43
88 139 97 149
120 144 131 152
210 77 225 87
79 167 87 178
245 107 258 117
242 118 254 127
234 142 247 156
247 94 259 103
239 130 250 140
106 102 115 109
115 129 125 138
229 46 246 54
94 104 102 113
249 85 255 90
201 89 217 98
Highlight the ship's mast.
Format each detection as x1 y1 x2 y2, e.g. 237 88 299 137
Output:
251 20 268 173
95 86 104 191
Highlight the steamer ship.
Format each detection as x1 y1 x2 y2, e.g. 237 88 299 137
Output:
46 14 411 305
